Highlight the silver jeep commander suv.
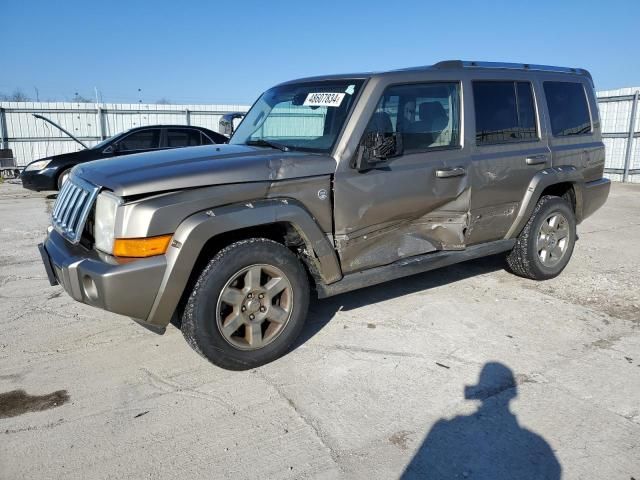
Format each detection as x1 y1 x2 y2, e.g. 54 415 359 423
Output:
39 61 610 370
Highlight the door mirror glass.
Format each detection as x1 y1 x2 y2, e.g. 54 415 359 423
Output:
219 112 245 137
354 131 402 171
220 119 234 136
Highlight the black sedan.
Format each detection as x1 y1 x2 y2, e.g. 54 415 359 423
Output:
21 125 227 191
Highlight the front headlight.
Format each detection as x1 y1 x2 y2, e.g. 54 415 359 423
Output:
24 159 52 171
94 191 122 254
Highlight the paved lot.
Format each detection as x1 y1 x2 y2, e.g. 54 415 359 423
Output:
0 180 639 479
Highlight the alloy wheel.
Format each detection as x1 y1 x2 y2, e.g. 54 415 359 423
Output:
216 264 293 350
537 212 570 267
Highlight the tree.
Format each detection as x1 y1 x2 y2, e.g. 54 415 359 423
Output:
0 89 31 102
72 93 94 103
156 98 171 104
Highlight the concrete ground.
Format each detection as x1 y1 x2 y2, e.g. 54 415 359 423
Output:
0 180 638 479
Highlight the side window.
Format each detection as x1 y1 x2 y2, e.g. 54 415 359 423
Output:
200 132 214 145
473 81 538 145
543 81 591 136
118 129 160 151
166 129 202 148
367 82 461 153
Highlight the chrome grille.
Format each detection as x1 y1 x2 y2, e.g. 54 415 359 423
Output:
51 176 99 244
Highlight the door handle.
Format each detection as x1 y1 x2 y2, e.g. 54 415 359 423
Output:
526 155 548 165
436 167 466 178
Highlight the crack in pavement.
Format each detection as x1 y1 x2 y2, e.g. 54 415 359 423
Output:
140 367 236 413
255 370 344 472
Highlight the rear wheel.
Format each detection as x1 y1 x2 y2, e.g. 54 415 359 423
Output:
506 195 576 280
181 238 310 370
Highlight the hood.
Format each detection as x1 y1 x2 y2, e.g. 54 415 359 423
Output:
41 148 101 164
74 144 336 197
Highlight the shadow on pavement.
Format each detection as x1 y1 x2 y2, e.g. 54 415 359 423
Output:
401 362 561 479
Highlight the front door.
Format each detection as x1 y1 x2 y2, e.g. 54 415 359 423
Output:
333 81 471 274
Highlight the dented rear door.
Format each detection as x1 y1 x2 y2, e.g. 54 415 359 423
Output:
465 77 551 245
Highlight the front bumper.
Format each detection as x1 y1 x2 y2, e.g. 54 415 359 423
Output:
39 230 167 333
21 168 58 191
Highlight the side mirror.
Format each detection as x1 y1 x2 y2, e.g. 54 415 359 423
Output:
353 131 403 171
219 118 234 137
103 144 115 154
219 112 245 137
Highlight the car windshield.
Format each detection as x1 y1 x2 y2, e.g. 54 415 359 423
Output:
230 80 364 153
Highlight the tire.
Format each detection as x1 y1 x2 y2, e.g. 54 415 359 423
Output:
57 169 72 190
506 195 576 280
181 238 310 370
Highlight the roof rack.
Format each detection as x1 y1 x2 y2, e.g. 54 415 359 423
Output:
433 60 591 78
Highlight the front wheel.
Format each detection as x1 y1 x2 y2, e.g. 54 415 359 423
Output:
181 238 310 370
506 195 576 280
57 169 72 190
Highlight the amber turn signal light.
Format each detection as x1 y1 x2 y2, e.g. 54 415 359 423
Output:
113 235 172 258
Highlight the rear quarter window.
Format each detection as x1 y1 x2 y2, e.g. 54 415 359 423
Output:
543 81 592 136
200 133 214 145
167 129 202 147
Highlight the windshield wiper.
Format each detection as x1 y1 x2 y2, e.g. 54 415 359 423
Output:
246 139 290 152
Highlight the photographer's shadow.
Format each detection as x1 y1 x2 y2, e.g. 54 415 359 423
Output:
402 362 561 480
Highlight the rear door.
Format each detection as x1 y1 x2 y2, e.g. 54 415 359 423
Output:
166 128 204 148
541 78 603 182
333 80 472 274
113 128 161 156
466 78 551 244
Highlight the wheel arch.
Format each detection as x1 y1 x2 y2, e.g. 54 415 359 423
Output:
145 198 341 329
540 182 577 213
505 166 586 239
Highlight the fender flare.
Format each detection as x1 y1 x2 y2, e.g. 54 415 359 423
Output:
504 166 585 239
145 198 341 328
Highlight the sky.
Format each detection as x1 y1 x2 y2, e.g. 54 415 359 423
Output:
3 0 639 104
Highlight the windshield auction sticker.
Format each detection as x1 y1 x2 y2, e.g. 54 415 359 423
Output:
303 92 345 107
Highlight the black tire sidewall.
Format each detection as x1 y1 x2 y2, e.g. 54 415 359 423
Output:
188 240 309 370
526 197 576 279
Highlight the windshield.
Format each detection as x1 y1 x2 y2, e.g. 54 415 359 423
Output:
230 80 364 153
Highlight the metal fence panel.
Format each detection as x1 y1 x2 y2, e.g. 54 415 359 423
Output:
0 101 250 166
597 87 640 183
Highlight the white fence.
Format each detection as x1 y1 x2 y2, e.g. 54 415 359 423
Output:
2 90 640 183
0 102 250 166
597 87 640 183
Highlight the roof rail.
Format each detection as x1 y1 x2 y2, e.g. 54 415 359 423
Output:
433 60 591 79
